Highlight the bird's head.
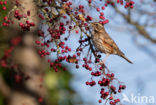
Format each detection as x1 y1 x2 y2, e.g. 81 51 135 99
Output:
90 22 104 32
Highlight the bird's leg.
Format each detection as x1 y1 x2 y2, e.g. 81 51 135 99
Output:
99 53 110 65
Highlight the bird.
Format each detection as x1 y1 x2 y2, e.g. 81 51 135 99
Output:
90 22 133 64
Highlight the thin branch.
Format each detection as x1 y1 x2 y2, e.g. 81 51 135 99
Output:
112 5 156 43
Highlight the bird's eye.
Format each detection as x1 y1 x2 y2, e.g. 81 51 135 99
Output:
96 24 98 26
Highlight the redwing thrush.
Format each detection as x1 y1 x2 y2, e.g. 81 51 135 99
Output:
91 22 133 64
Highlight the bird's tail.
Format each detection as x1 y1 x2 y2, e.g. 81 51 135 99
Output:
120 54 133 64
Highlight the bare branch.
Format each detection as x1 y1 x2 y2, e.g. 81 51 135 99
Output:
113 6 156 43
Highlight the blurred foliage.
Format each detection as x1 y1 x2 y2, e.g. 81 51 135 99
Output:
0 95 3 105
0 1 10 103
0 0 10 58
0 1 83 104
0 0 10 24
0 64 84 105
45 66 83 105
0 68 5 105
0 32 83 105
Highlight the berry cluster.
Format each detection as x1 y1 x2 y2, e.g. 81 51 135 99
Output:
103 0 134 9
0 36 21 68
2 16 13 26
19 20 35 31
124 0 134 8
1 1 35 31
91 71 101 76
0 0 7 10
14 10 23 20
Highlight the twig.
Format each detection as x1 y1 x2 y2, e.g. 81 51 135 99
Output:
112 5 156 43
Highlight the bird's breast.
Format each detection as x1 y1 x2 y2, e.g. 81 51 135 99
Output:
92 33 115 54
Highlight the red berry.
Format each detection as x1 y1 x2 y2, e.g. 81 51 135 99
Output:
99 16 105 20
0 1 3 5
2 6 6 10
118 89 121 93
101 6 105 10
111 73 114 77
96 8 100 12
75 30 79 34
4 1 7 5
100 12 104 16
98 99 102 103
4 16 8 21
76 65 79 68
35 41 41 45
86 81 89 85
15 75 22 83
109 96 113 100
38 97 43 103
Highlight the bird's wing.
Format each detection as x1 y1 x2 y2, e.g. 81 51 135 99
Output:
103 36 125 55
102 32 120 51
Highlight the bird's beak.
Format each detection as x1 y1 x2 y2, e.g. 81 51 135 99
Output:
90 23 94 27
